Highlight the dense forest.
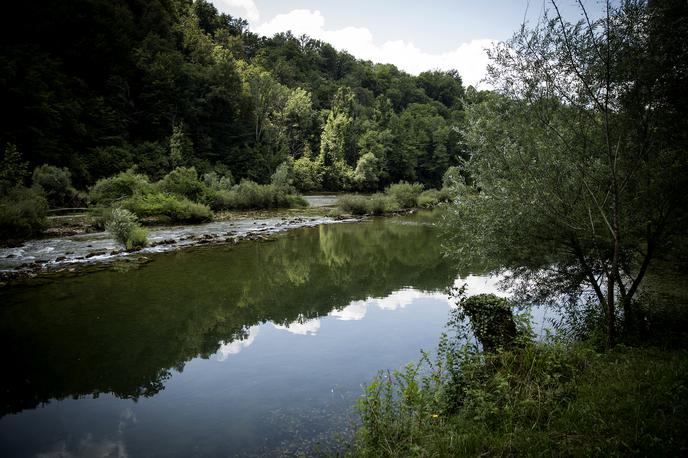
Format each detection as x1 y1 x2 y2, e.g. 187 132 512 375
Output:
0 0 468 192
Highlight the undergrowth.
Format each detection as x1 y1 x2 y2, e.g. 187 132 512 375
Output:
352 295 688 457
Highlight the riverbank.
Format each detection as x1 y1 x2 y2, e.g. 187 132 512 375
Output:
352 340 688 457
351 259 688 457
0 192 435 284
0 213 363 285
0 195 348 282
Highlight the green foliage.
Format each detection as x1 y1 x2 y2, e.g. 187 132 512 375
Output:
157 167 206 201
455 294 519 353
0 0 468 192
31 164 77 207
0 144 29 192
210 180 303 211
445 1 688 345
293 154 324 192
336 193 399 216
336 195 373 216
122 193 212 224
105 208 148 250
169 125 194 168
442 165 463 189
0 186 48 241
354 338 688 457
417 189 440 208
386 182 423 209
89 170 154 206
270 158 296 192
202 171 234 190
367 193 399 215
354 153 382 191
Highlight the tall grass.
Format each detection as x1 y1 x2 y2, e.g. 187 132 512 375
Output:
353 336 688 457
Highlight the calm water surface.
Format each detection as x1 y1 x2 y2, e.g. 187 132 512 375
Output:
0 212 499 457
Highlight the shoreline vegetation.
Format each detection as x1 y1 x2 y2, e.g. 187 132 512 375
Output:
0 179 452 285
1 0 686 455
1 163 459 249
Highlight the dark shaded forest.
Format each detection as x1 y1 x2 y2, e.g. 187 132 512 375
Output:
0 0 468 191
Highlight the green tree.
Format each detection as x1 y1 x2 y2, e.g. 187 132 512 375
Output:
0 144 29 193
169 124 194 169
445 1 688 346
354 152 381 191
32 164 76 207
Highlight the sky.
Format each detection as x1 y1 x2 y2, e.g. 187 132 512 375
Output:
209 1 608 87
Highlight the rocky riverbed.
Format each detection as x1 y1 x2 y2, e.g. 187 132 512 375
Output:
0 214 358 283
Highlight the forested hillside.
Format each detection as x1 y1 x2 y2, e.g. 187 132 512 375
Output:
0 0 468 190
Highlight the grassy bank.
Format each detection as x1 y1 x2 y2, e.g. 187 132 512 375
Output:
352 339 688 457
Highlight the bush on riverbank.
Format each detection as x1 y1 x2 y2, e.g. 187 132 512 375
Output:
386 182 424 209
210 180 306 211
87 167 309 224
105 208 148 249
121 192 212 223
337 194 399 216
336 181 453 215
89 169 154 206
32 164 80 207
417 188 453 208
0 186 48 241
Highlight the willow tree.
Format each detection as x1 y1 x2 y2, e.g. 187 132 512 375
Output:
445 0 688 345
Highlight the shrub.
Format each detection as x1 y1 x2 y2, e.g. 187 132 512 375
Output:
286 195 309 208
337 193 399 216
202 171 234 191
337 194 371 215
89 169 153 206
437 186 455 202
0 186 48 241
368 193 398 215
157 166 206 201
122 193 212 223
32 164 77 207
418 189 441 208
324 160 356 191
105 208 148 249
386 181 424 208
210 180 302 211
126 226 149 249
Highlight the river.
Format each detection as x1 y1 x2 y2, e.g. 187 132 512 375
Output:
0 211 504 457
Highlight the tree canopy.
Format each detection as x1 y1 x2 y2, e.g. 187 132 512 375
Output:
0 0 468 190
443 0 688 345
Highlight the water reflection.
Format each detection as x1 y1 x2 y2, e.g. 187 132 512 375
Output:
216 326 260 361
273 317 321 335
0 213 459 419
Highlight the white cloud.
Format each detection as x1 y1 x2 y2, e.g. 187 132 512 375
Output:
216 326 260 361
331 300 368 321
449 275 508 308
330 289 449 321
254 9 496 87
212 0 260 22
372 288 446 310
274 317 321 335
